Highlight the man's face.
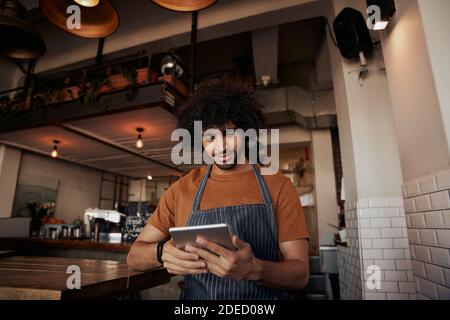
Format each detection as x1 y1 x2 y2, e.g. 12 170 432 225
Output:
202 122 245 170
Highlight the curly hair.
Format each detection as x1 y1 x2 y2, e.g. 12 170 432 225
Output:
176 79 266 134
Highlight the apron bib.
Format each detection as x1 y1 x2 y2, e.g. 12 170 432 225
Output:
180 164 282 300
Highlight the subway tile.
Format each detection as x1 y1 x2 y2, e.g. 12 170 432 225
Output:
377 282 399 293
389 198 404 208
394 238 410 249
363 259 375 270
370 218 391 228
407 230 420 244
365 293 386 300
380 208 400 218
358 208 380 218
424 263 446 285
419 229 438 246
415 195 432 211
359 219 371 228
369 198 389 208
404 198 416 213
374 259 396 271
383 249 405 260
391 217 407 228
430 191 450 210
387 293 410 300
361 239 372 249
399 207 406 217
363 249 384 260
361 228 381 239
416 293 431 300
419 278 439 300
424 211 445 228
404 249 411 260
398 282 416 294
430 247 450 268
415 277 421 292
396 259 412 270
406 215 411 228
409 294 417 300
436 169 450 191
414 246 432 263
419 175 438 194
402 228 408 238
444 267 450 286
410 213 426 228
382 228 402 239
357 199 369 208
437 285 450 300
436 230 450 248
385 271 407 281
407 271 415 282
373 239 394 249
405 181 421 198
443 210 450 227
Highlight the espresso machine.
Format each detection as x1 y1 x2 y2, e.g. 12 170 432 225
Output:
84 208 125 243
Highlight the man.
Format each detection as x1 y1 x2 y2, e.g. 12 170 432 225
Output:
127 80 309 300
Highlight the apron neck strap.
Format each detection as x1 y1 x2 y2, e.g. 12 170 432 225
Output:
191 164 273 211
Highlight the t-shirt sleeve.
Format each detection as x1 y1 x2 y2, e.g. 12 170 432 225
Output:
148 182 177 236
275 177 310 243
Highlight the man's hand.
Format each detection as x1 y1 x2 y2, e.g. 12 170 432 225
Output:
161 240 208 275
185 235 261 281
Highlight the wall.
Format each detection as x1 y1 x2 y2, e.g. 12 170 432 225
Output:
312 130 338 245
380 0 449 182
379 0 450 300
0 146 21 218
16 152 102 224
326 0 410 299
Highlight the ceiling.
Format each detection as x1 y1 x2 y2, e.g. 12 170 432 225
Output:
0 107 197 178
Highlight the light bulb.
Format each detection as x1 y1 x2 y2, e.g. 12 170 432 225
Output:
73 0 100 7
51 149 58 158
136 137 143 149
147 175 153 181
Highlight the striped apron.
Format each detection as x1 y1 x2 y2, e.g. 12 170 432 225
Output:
180 164 282 300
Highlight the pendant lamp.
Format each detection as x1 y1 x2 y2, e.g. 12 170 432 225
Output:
0 0 46 59
39 0 119 38
151 0 216 12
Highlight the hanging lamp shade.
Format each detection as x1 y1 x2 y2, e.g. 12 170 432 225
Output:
151 0 216 12
0 0 46 59
39 0 119 38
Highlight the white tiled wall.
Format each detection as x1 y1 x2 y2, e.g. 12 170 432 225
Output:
337 197 416 300
337 201 363 300
403 169 450 300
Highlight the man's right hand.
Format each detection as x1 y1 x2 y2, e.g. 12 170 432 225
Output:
161 240 208 275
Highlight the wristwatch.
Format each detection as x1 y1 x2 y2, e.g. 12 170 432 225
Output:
156 239 169 264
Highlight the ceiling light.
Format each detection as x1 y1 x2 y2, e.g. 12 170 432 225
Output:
136 128 144 149
51 140 60 158
366 0 396 30
73 0 100 7
161 54 184 78
151 0 217 12
147 175 153 181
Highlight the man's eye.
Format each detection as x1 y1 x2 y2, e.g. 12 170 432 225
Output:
204 135 215 142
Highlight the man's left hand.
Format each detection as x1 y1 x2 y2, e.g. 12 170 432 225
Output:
185 235 261 282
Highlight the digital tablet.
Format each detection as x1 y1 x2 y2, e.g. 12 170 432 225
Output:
169 223 236 251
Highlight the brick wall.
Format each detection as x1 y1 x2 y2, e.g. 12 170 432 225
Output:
403 169 450 300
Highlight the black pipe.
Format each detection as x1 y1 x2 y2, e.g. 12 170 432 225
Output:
189 11 198 95
95 37 106 67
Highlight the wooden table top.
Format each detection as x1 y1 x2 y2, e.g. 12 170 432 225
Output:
0 256 170 300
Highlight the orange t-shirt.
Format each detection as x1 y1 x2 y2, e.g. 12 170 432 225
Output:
149 165 309 243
